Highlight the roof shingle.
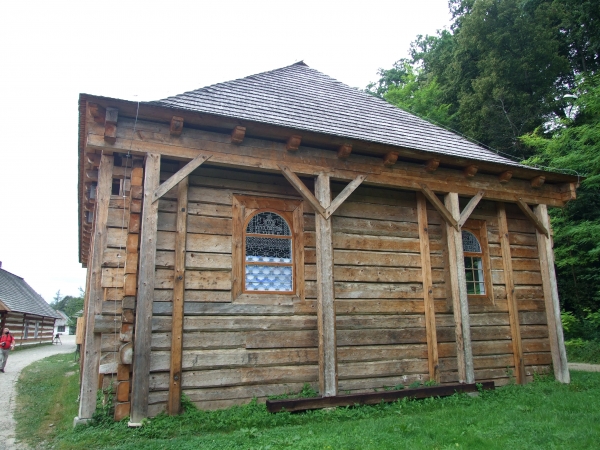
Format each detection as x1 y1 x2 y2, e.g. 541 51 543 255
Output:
150 62 522 168
0 269 61 319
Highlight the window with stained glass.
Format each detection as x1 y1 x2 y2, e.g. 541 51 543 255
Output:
462 230 485 295
244 211 294 293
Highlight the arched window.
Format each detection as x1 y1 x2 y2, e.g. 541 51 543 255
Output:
462 230 485 295
243 211 294 292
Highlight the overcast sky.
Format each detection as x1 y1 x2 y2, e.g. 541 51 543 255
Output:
0 0 451 303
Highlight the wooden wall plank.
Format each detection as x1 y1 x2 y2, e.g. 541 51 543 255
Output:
534 204 569 383
315 173 338 396
78 153 114 421
497 203 525 384
444 193 474 383
130 153 161 424
417 192 439 382
167 172 188 414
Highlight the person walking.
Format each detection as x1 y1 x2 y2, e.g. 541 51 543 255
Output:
0 328 16 372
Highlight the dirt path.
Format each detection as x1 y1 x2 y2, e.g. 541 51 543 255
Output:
568 362 600 372
0 335 76 450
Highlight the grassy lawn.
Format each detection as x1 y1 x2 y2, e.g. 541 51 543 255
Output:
16 355 600 449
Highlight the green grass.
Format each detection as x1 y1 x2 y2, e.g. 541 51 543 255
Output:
565 339 600 364
15 355 600 449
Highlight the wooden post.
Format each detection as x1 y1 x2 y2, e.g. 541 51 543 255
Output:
534 204 569 383
167 171 188 414
76 153 114 424
497 203 525 384
315 173 338 397
444 193 474 383
129 153 161 425
416 192 439 382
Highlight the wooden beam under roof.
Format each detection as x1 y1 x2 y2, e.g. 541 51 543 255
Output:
286 135 302 152
81 95 580 184
424 158 440 172
499 171 512 184
84 118 574 207
230 126 246 145
463 165 478 178
337 144 352 159
531 176 545 188
516 199 549 237
383 151 399 167
170 116 184 136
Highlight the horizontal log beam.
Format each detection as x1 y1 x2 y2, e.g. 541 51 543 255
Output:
84 119 572 207
266 382 494 413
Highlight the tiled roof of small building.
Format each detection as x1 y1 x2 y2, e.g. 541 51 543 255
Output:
0 269 61 319
151 62 522 168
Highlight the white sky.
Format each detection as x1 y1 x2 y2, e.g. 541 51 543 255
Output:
0 0 451 303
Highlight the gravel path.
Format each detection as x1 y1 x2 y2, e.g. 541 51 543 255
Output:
0 335 77 449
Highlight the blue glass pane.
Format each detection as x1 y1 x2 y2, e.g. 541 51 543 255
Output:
245 265 293 291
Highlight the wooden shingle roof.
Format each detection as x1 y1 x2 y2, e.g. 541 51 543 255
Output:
151 62 522 168
0 269 61 319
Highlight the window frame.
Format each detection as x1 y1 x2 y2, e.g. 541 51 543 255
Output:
462 219 494 303
232 195 304 303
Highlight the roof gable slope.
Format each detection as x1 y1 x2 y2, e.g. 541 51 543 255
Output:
0 269 61 319
151 62 519 168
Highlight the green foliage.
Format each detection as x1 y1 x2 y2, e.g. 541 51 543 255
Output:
16 354 600 449
522 75 600 320
50 289 85 325
268 383 319 400
565 339 600 364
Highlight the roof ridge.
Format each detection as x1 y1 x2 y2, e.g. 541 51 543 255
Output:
152 61 313 103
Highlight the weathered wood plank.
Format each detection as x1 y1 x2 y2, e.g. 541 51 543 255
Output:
168 172 188 415
497 203 525 384
417 192 439 382
153 154 210 203
78 153 114 421
130 153 160 424
325 174 366 218
315 173 337 396
444 193 474 383
534 204 569 383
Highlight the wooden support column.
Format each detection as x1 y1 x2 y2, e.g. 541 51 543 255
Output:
167 169 188 415
315 173 338 397
416 192 439 382
534 204 569 383
444 193 474 384
497 203 525 384
129 153 161 425
76 153 114 424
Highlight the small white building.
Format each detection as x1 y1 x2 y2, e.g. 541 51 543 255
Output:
54 310 69 335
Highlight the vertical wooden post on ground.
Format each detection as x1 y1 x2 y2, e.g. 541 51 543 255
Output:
444 193 474 383
76 153 114 423
497 203 525 384
416 192 439 382
315 173 338 397
167 171 188 414
130 153 161 424
534 204 569 383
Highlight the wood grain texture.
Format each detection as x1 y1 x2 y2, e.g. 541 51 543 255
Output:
168 172 188 414
153 155 211 203
278 164 326 217
497 203 525 384
421 184 459 230
130 153 161 424
315 173 338 396
417 192 439 382
444 193 474 383
78 153 114 420
517 199 549 237
458 190 485 228
534 204 569 383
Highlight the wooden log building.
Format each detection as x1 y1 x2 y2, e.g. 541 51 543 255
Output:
0 263 61 346
75 62 574 424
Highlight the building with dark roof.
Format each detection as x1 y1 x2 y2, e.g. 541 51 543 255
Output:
76 63 574 423
0 263 61 346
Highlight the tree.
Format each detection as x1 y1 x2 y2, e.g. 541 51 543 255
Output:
50 288 84 323
522 74 600 315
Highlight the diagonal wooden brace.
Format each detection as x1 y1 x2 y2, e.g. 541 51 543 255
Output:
279 164 365 219
517 199 549 237
152 154 211 203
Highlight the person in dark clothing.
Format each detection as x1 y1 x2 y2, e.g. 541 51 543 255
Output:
0 328 15 372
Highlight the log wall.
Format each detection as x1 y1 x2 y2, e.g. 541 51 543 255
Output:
1 312 55 346
85 158 553 417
